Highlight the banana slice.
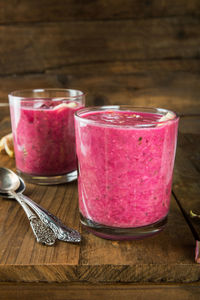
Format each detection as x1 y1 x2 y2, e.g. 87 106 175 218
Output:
157 112 175 127
54 102 77 110
0 133 14 157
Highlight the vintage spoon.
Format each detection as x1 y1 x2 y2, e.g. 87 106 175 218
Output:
0 167 81 243
0 167 56 246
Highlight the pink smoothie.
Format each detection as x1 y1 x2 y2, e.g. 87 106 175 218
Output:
75 109 179 228
10 100 82 176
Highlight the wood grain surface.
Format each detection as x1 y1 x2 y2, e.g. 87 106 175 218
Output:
0 0 200 297
0 282 200 300
0 60 200 115
173 116 200 239
0 111 200 284
0 17 199 76
0 0 199 118
0 0 199 23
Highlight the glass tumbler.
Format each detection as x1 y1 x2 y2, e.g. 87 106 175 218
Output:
75 106 179 240
9 89 85 184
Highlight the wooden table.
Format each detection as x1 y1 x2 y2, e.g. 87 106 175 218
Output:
0 106 200 299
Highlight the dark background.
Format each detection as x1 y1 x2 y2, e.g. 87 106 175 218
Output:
0 0 200 114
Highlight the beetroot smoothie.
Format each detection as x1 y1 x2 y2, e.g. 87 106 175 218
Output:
9 89 84 184
75 107 179 239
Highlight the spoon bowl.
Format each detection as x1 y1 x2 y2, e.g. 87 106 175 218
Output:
0 167 20 192
0 176 25 198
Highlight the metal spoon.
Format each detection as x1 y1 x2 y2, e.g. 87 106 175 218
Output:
0 167 56 246
0 167 81 243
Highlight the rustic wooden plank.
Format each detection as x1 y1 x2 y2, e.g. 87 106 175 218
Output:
173 116 200 240
0 60 200 114
0 17 199 75
2 134 197 283
0 0 199 24
0 282 200 300
0 113 199 283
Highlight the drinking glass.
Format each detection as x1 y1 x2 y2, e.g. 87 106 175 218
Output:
75 106 179 239
9 88 85 184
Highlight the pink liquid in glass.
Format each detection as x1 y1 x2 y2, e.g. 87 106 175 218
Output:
75 109 179 228
10 101 82 176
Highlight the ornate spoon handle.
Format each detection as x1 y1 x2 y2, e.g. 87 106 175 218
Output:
18 193 81 243
11 191 56 246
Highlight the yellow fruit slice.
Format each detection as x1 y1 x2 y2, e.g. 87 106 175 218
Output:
0 133 14 157
54 102 77 110
157 112 175 126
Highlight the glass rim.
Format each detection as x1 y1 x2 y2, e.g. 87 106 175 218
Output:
8 88 85 101
74 105 179 128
